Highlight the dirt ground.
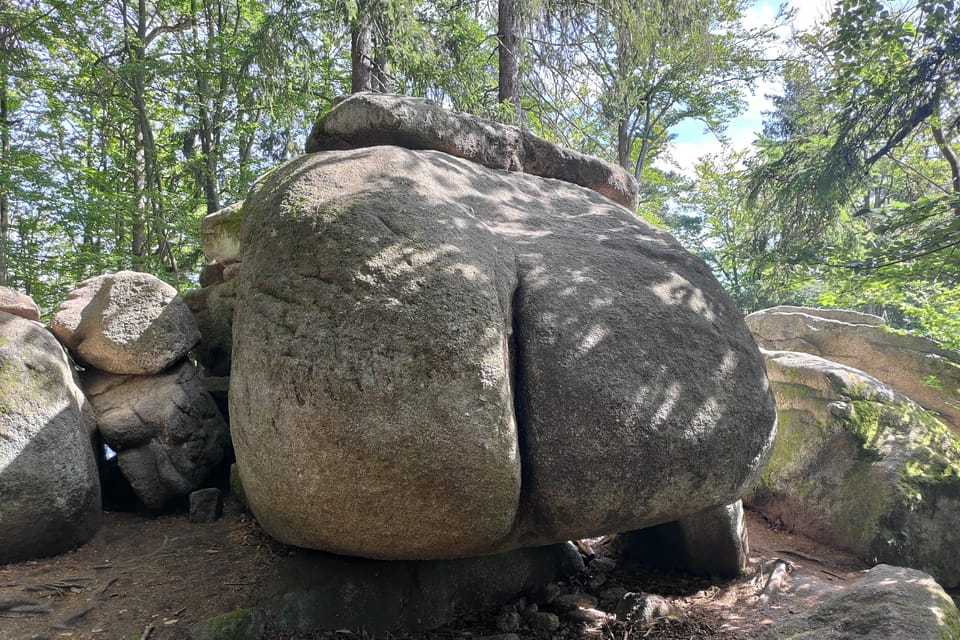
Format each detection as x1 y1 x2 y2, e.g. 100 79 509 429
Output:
0 502 929 640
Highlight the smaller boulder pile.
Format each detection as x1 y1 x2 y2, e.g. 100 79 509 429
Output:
49 271 229 512
183 201 242 382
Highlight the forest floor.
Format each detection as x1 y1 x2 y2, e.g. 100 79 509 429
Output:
0 502 930 640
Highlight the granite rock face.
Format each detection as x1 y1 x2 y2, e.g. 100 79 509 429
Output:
183 278 237 377
230 144 776 560
747 305 960 432
0 286 41 321
749 349 960 588
762 564 960 640
0 312 101 562
83 359 229 510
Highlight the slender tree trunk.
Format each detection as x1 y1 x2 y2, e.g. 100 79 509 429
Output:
497 0 521 115
497 0 521 119
194 0 222 214
931 89 960 217
0 69 9 286
617 118 631 171
351 4 373 93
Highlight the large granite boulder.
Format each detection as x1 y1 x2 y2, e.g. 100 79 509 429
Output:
746 306 960 431
82 359 229 510
0 313 101 562
306 93 639 210
762 564 960 640
230 143 776 560
750 349 960 587
50 271 200 375
0 286 41 321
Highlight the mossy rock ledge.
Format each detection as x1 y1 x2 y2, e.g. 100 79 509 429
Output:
749 349 960 588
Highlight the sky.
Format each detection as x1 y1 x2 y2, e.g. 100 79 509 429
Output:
664 0 834 176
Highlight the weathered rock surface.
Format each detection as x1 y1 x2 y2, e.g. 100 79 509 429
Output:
0 313 101 562
621 500 749 577
762 564 960 639
0 286 40 321
306 93 639 210
260 543 584 633
50 271 200 375
82 360 229 510
746 306 960 431
184 278 237 377
201 201 244 265
749 349 960 587
189 488 224 523
231 145 776 559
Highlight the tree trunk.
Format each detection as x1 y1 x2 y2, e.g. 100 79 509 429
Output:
497 0 521 119
194 0 222 214
617 119 631 171
351 5 373 93
931 87 960 217
0 69 9 286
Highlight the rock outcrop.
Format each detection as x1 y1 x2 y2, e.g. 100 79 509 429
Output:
51 271 200 375
306 93 639 210
762 564 960 639
201 200 243 266
230 141 776 560
750 349 960 587
183 278 237 377
82 360 229 510
0 313 101 562
747 305 960 431
0 286 41 321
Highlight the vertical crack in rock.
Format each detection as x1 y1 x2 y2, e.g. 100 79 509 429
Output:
508 267 533 538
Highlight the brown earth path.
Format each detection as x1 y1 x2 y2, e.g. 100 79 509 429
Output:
0 504 906 640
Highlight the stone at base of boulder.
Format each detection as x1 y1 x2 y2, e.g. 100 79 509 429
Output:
190 488 224 523
259 543 584 633
620 501 748 578
761 564 960 639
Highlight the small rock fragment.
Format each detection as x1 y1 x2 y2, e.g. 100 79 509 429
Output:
588 573 608 590
495 610 521 633
190 488 224 523
589 556 617 573
615 592 675 624
523 610 560 631
538 581 564 605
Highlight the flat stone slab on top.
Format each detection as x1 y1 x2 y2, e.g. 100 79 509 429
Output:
306 92 640 210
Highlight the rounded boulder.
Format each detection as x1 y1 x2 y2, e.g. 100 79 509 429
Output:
50 271 200 375
231 146 776 560
0 312 101 562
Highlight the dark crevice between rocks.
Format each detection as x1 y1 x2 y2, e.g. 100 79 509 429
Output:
508 269 533 538
95 433 138 512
